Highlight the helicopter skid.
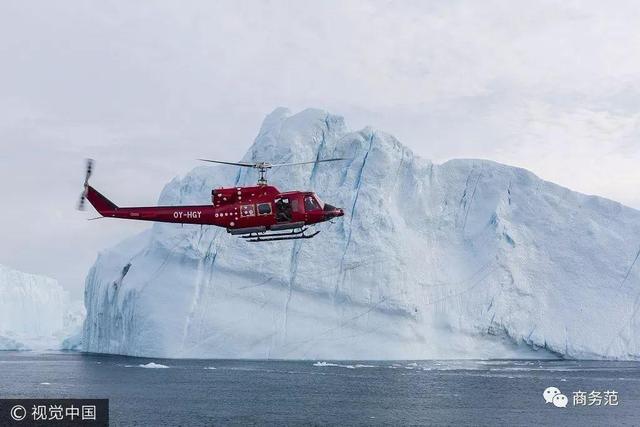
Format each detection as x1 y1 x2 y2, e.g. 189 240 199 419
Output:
242 227 320 242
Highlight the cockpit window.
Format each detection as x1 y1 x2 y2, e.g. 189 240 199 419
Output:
313 194 325 209
304 195 321 211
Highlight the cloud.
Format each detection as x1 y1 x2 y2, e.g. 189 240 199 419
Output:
0 0 638 295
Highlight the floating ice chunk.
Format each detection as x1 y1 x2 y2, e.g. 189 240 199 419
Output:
313 362 375 369
138 362 169 369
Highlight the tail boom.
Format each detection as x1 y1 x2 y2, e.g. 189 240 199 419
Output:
85 186 224 225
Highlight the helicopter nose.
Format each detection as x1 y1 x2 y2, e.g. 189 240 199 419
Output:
323 204 344 219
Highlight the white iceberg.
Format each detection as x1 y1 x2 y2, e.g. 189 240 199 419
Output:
0 264 84 350
82 108 640 360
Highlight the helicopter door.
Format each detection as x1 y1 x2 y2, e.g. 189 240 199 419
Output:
275 197 293 223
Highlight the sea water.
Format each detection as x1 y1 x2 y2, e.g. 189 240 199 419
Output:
0 352 638 425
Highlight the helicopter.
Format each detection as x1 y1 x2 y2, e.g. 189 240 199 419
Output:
78 158 345 242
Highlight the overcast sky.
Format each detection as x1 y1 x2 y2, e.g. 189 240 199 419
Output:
1 0 639 297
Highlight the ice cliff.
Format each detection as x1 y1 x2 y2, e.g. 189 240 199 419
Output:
0 264 83 350
83 108 640 359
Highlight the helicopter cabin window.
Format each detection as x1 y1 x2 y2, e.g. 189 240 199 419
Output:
257 202 272 216
240 204 255 217
304 195 321 211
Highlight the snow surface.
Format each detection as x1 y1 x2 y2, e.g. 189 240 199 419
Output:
0 264 84 350
83 108 640 360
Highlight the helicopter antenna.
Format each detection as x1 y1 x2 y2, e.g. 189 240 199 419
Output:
197 158 347 186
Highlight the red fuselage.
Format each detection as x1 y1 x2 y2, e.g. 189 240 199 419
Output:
85 184 344 232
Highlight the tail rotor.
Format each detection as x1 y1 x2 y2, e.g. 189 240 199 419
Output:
78 159 94 211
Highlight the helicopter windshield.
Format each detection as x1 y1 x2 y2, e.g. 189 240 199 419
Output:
313 194 325 209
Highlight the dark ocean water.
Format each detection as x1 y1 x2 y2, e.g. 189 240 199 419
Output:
0 352 638 426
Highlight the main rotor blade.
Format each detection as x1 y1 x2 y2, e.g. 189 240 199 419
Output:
197 159 257 168
270 158 348 167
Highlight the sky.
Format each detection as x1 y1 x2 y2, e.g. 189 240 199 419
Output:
0 0 639 297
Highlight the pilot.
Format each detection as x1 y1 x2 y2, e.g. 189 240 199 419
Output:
276 198 292 222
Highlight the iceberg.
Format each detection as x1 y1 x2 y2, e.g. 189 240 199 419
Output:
0 264 83 350
83 108 640 360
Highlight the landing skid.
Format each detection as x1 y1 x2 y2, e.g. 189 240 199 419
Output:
241 227 320 242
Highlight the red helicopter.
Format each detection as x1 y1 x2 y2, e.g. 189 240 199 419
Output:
78 158 345 242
